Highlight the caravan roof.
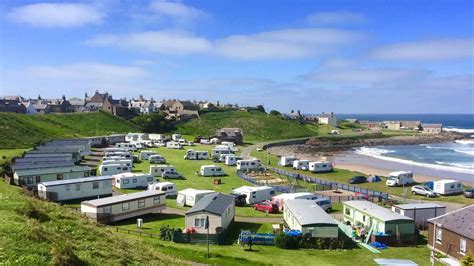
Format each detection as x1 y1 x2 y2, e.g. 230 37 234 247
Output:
179 188 215 196
344 201 414 222
233 186 272 193
272 192 315 200
83 190 164 207
15 166 91 176
39 176 114 187
393 203 445 210
389 171 412 176
285 199 337 226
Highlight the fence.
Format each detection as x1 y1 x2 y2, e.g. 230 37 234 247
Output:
173 231 225 245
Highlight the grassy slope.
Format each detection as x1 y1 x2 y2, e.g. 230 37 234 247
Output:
175 111 321 142
0 180 186 265
0 112 140 149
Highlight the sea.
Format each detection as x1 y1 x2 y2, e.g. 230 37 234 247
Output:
335 114 474 181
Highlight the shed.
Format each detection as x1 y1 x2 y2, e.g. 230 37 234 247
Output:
392 203 446 228
284 199 338 238
37 176 113 202
185 193 235 234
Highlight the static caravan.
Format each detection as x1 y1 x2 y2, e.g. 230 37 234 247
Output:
386 171 414 187
225 155 243 166
140 150 157 160
104 152 132 159
101 159 133 168
232 186 276 205
150 165 176 177
115 143 137 152
199 165 225 176
113 173 155 189
172 134 181 141
81 190 166 224
392 203 446 228
13 166 91 187
185 193 235 234
279 156 297 167
284 199 338 238
271 192 318 210
149 155 166 164
148 182 177 197
176 188 216 207
221 141 238 151
149 134 168 141
432 180 463 195
309 161 333 173
211 147 233 159
104 147 129 153
293 160 310 170
166 141 182 149
99 164 131 176
236 159 262 171
37 176 113 202
13 161 75 171
183 149 209 160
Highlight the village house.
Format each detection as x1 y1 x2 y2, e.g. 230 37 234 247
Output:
160 99 199 119
317 112 337 126
360 120 383 130
421 124 443 134
46 96 72 113
427 205 474 261
384 121 401 131
215 128 243 144
184 193 235 234
84 90 109 111
103 97 135 118
0 98 26 113
129 95 155 114
68 97 86 112
284 110 303 120
400 120 421 130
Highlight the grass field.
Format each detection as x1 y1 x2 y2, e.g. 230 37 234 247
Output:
0 111 140 148
0 148 29 164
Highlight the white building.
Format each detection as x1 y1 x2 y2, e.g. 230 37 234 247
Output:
317 113 337 126
37 176 114 202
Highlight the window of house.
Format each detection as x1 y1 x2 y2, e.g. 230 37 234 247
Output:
122 202 130 211
436 228 442 242
75 184 81 191
57 174 63 180
35 176 41 183
460 238 467 254
138 199 145 208
194 217 206 228
345 208 351 216
153 196 161 205
92 182 99 189
103 206 112 214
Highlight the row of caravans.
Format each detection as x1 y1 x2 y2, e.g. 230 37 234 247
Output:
279 156 333 173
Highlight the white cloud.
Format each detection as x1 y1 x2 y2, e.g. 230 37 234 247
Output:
86 30 212 54
7 3 104 28
150 0 207 23
369 38 474 61
320 58 357 69
307 11 367 25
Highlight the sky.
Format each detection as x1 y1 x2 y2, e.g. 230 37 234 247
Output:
0 0 473 114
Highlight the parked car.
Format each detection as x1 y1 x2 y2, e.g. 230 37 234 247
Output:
411 185 437 197
254 201 279 213
464 188 474 198
349 176 367 184
161 171 184 180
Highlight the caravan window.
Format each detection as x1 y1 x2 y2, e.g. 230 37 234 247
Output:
123 179 129 184
65 185 71 191
138 199 145 208
92 182 99 189
147 177 154 182
103 206 112 214
345 208 351 216
103 167 108 172
122 202 130 211
35 176 41 183
161 187 168 191
75 184 81 191
153 196 161 205
26 177 33 184
57 174 63 180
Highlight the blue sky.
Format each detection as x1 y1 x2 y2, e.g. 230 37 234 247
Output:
0 0 473 113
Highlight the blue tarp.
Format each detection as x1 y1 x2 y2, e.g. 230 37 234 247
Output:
368 175 382 182
283 229 302 237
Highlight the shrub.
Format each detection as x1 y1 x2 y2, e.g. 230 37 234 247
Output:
275 233 300 249
461 253 474 266
159 226 182 241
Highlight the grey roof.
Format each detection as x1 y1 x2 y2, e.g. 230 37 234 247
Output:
83 190 164 207
13 161 75 171
393 203 446 210
344 201 413 222
15 157 72 163
186 193 234 216
422 124 443 128
15 166 91 176
285 199 337 226
39 176 114 187
428 205 474 240
24 153 74 158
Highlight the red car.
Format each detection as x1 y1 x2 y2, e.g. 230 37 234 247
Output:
253 201 279 213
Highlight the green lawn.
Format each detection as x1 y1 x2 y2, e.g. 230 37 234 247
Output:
0 148 29 164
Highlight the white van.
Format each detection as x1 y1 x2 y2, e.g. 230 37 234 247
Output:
101 159 133 168
293 160 310 170
149 155 166 164
115 142 137 151
166 141 182 149
225 155 242 166
279 156 296 167
386 171 414 187
140 150 157 160
236 159 262 171
211 147 233 159
113 173 154 189
314 198 332 212
99 164 131 175
309 161 333 173
184 150 209 160
149 165 176 177
148 182 177 197
200 165 225 176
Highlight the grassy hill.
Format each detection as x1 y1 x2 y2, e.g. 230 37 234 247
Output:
0 112 140 149
175 111 321 142
0 181 186 265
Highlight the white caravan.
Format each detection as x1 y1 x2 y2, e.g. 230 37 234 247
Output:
147 182 177 197
279 156 296 167
293 160 310 170
432 180 463 195
101 159 133 168
232 186 276 205
211 147 234 159
172 134 181 141
221 141 238 152
183 149 209 160
104 147 129 153
104 152 132 159
99 164 131 176
115 142 137 151
271 192 318 210
37 176 114 202
166 141 182 149
309 161 333 173
199 165 225 176
150 165 176 177
386 171 414 187
149 155 166 164
140 150 157 160
236 159 262 171
176 188 216 207
225 155 243 166
113 173 154 189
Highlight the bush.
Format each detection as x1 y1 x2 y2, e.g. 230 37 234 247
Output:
275 233 300 249
256 105 266 113
461 253 474 266
269 110 281 116
130 112 172 133
159 226 182 241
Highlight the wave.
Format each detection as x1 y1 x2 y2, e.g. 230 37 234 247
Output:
355 147 474 175
453 149 474 156
444 127 474 133
357 147 395 156
435 161 474 170
455 139 474 145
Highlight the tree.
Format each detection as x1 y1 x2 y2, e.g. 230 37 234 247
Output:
256 105 266 113
130 112 170 133
269 110 281 116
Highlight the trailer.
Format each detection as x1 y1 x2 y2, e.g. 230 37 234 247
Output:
140 150 157 160
232 186 276 205
101 159 133 167
225 155 243 166
150 165 176 177
386 171 414 187
166 141 182 149
221 141 238 151
271 192 318 210
293 160 310 170
113 173 155 189
104 147 129 153
37 176 114 202
176 188 216 207
236 159 262 171
199 165 225 176
183 149 209 160
148 181 177 197
308 161 333 173
104 152 132 159
211 147 234 159
99 163 131 176
429 179 464 195
115 142 137 151
279 156 297 167
149 155 166 164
